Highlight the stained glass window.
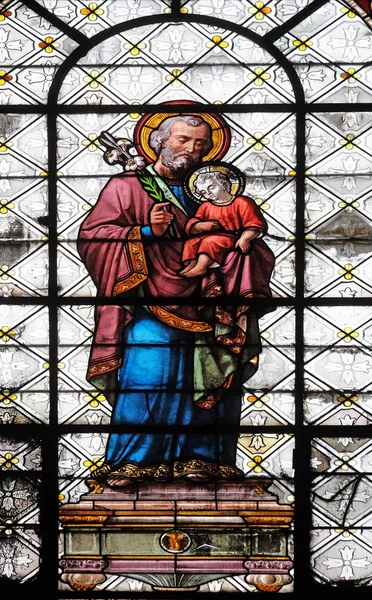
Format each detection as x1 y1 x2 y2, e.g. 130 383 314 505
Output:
2 0 372 596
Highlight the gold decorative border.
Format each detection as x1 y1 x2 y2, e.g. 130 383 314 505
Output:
148 306 213 332
113 226 148 296
88 356 121 379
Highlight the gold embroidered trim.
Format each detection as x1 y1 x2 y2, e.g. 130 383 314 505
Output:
215 306 234 326
109 463 172 481
195 373 234 410
113 225 148 295
149 306 212 332
86 460 244 485
173 459 244 480
88 356 122 378
216 327 246 354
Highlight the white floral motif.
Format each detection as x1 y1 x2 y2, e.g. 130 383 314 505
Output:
113 63 157 97
28 128 74 162
0 478 30 512
83 94 103 128
274 261 296 290
0 91 11 105
195 0 242 18
278 0 329 26
328 26 372 62
305 125 329 157
58 447 78 475
0 350 29 387
24 0 74 30
322 481 369 514
73 156 110 192
304 190 326 222
339 287 357 298
0 29 23 62
324 350 370 387
311 456 322 469
0 412 14 424
79 431 105 453
86 413 103 426
0 541 33 578
276 126 296 156
245 156 281 193
25 61 55 93
112 0 155 19
295 60 326 93
0 159 25 192
248 414 267 428
24 256 49 289
248 426 278 451
196 61 240 97
235 32 267 62
344 89 359 104
342 112 359 128
155 28 198 62
338 414 356 447
322 545 370 580
328 156 370 193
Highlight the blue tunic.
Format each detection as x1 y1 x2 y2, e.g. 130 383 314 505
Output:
105 186 241 472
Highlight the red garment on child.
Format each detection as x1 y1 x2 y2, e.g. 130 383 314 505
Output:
182 195 266 266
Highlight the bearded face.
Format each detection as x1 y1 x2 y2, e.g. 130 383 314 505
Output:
159 144 200 173
157 121 210 175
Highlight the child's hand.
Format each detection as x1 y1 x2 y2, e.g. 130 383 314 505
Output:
235 237 251 253
192 220 222 233
235 228 260 253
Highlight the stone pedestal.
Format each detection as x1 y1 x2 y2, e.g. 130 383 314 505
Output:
59 478 293 592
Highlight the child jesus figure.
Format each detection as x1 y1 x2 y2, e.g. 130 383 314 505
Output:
180 169 267 278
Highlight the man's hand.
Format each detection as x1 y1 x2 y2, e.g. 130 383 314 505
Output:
190 220 222 234
150 202 174 237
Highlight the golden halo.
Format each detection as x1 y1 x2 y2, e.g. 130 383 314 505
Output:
133 102 231 163
184 161 245 204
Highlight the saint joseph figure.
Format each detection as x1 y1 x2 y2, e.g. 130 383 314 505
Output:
77 107 275 489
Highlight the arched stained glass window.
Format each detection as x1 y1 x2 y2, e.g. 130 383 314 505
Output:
1 0 372 596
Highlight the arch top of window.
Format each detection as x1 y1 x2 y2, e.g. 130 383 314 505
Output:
50 14 304 107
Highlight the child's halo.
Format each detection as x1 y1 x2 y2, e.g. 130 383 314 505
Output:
184 161 245 204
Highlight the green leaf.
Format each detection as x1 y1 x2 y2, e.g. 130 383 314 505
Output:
136 169 176 238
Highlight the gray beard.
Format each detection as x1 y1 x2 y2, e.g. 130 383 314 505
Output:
160 145 200 173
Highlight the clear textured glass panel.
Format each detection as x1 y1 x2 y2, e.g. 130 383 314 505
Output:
0 528 40 581
243 306 296 426
304 308 372 418
311 437 372 585
0 5 78 60
58 21 293 104
305 241 372 297
0 437 41 472
0 306 49 424
185 0 319 32
274 0 371 63
306 112 372 175
32 0 169 35
57 305 110 425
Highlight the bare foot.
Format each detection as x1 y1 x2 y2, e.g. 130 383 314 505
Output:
182 264 208 277
184 473 213 483
107 475 136 487
179 259 197 275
